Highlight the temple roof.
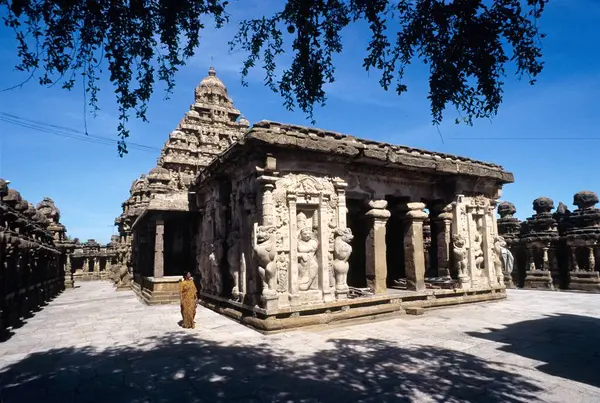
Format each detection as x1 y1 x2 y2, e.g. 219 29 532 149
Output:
116 66 248 229
196 120 514 185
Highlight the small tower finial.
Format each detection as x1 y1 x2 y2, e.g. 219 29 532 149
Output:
208 66 216 76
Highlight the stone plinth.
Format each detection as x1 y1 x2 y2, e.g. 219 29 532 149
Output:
199 285 506 334
524 270 554 290
569 271 600 292
133 276 182 305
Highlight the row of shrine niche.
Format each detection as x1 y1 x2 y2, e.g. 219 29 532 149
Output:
253 173 352 310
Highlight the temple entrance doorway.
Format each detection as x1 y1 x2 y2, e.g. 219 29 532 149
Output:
346 198 368 288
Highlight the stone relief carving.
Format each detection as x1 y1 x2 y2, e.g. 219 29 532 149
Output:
452 233 468 278
493 235 514 276
473 232 484 271
254 225 277 296
199 242 211 291
276 252 288 293
210 241 223 295
333 227 353 293
296 211 319 291
227 231 240 299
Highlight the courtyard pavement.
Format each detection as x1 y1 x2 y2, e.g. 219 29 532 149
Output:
0 282 599 403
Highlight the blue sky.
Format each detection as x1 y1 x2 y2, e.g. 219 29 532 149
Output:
0 0 598 243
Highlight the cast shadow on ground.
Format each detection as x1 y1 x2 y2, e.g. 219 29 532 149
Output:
0 334 543 403
467 313 600 388
0 292 63 342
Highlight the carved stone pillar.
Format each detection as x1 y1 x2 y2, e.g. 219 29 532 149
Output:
333 180 348 229
64 254 74 288
257 176 278 311
365 200 390 294
403 202 428 292
318 194 334 302
432 203 453 278
258 175 277 227
287 193 299 306
154 217 165 278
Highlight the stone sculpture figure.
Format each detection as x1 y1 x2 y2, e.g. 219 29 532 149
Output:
473 233 484 271
452 233 468 277
254 225 277 295
227 231 241 299
494 236 514 275
297 226 319 291
199 242 212 291
333 227 353 292
118 265 132 287
209 242 223 295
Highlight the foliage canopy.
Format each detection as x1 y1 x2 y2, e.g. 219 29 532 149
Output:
1 0 547 155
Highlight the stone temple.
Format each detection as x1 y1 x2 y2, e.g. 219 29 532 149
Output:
109 67 517 332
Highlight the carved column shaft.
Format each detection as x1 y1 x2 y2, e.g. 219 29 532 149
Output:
154 217 165 278
287 194 299 305
318 194 333 302
365 200 390 295
334 180 348 229
403 202 428 292
258 176 276 227
433 204 453 278
570 247 579 271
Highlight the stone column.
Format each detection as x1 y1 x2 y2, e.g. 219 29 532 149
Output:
365 200 390 294
570 246 579 272
258 176 277 227
403 202 428 292
82 258 88 279
258 176 278 310
287 193 299 306
154 217 165 278
432 203 453 278
64 254 74 288
319 194 334 302
333 179 348 229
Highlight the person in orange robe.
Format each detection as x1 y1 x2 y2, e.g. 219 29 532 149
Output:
179 271 198 329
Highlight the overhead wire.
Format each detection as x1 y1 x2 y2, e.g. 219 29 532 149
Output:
0 112 161 152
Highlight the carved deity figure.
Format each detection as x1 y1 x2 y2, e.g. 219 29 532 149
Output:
333 228 353 292
473 232 484 271
209 242 223 295
297 226 319 291
452 233 468 278
254 225 277 295
199 243 212 291
493 236 514 275
227 231 241 299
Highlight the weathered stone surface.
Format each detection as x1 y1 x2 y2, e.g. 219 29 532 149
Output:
501 192 600 292
574 190 599 210
1 180 70 332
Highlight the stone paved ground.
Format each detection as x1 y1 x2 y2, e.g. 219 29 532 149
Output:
1 283 599 403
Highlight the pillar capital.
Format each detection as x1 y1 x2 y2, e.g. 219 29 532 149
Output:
366 199 391 221
405 202 428 220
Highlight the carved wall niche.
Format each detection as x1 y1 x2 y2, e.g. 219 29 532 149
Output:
452 194 499 289
265 173 347 306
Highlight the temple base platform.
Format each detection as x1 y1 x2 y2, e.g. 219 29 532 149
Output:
198 285 506 334
132 275 181 305
568 271 600 292
524 271 554 290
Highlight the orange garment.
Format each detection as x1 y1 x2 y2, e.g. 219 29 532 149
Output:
179 279 197 329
